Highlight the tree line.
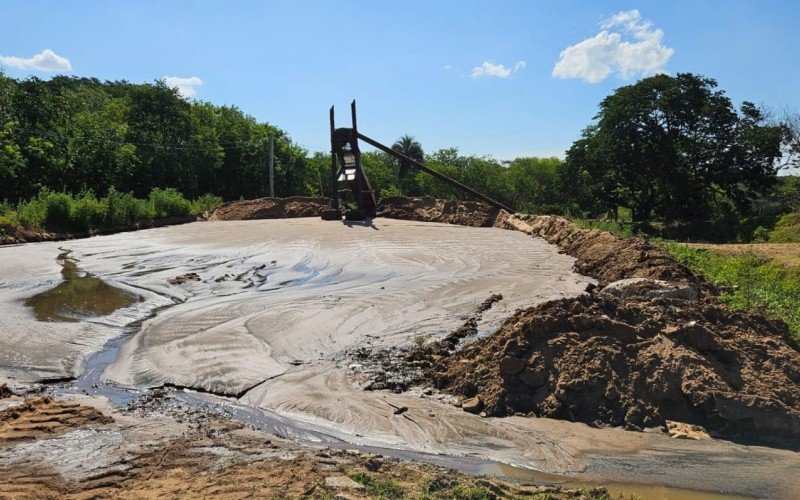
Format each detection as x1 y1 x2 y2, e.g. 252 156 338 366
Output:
1 71 798 235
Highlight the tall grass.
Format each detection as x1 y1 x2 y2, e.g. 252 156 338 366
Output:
664 242 800 340
4 188 223 233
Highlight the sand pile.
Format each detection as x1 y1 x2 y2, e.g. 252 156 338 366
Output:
430 282 800 444
204 196 331 220
377 196 506 227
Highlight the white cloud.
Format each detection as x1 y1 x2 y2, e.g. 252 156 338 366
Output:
163 76 203 98
0 49 72 72
470 60 526 79
552 9 673 83
444 65 452 70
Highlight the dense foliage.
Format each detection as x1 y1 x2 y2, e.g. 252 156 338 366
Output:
0 188 221 233
0 72 317 203
1 71 798 243
567 73 785 222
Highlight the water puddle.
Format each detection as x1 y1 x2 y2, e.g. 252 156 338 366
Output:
25 252 139 322
481 463 751 499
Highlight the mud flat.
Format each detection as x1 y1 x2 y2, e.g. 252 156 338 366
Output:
1 214 799 498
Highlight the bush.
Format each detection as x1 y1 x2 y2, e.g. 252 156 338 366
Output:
769 213 800 243
70 191 107 231
149 187 191 218
106 187 154 226
42 190 74 229
752 226 770 243
190 193 223 214
17 197 47 229
6 187 197 232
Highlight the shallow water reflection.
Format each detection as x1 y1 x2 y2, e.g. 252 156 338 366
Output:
25 253 138 322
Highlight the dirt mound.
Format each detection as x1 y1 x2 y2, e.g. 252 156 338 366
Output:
377 196 507 227
498 214 709 289
374 198 707 291
0 396 112 443
430 284 800 444
205 196 332 221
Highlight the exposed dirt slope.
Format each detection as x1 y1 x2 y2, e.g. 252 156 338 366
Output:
372 198 800 444
0 396 112 443
377 196 506 227
497 213 710 289
205 196 331 220
431 286 800 444
0 216 196 246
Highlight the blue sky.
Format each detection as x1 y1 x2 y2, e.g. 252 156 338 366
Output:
1 1 799 160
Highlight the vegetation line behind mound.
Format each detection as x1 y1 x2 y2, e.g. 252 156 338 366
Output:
665 243 800 341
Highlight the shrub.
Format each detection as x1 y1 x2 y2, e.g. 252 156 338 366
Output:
106 187 153 226
149 187 191 218
70 191 107 231
752 226 770 243
348 472 405 499
17 197 47 229
769 213 800 243
190 193 223 214
42 190 74 229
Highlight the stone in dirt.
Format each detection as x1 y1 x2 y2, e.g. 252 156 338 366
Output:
432 288 800 445
667 420 712 440
325 476 365 491
461 396 483 414
168 272 201 285
0 384 11 399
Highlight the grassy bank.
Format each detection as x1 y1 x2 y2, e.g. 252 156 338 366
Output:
0 188 222 235
664 243 800 340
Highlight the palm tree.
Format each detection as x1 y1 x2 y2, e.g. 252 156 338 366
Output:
391 135 424 179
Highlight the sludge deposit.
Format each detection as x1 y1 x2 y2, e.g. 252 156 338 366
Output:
0 196 799 498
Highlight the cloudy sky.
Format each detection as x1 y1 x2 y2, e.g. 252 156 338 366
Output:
1 0 798 159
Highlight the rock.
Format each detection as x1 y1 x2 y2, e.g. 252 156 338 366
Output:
519 368 546 388
325 476 365 491
0 383 12 398
601 278 698 301
667 420 711 440
462 396 484 414
168 272 201 285
499 356 525 376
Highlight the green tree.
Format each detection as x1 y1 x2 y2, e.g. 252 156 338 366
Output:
391 134 424 194
566 73 784 222
505 157 566 213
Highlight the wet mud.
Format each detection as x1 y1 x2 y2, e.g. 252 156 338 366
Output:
24 253 138 322
1 202 799 498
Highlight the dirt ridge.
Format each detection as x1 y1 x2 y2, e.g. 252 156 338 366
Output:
204 196 331 221
377 197 800 445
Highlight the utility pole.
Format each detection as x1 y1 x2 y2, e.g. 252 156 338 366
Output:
268 135 275 198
